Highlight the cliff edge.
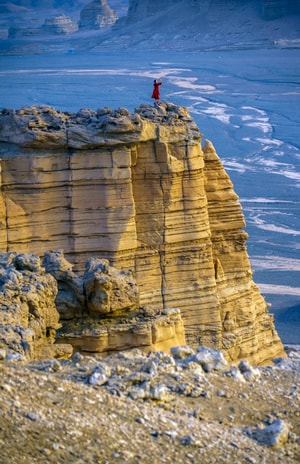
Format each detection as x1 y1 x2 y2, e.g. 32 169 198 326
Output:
0 103 284 364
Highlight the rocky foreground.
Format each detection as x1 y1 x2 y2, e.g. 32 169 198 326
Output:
0 345 299 464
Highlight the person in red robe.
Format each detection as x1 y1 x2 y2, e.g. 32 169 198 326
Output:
151 79 162 106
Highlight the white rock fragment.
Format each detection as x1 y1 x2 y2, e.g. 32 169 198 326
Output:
224 366 246 382
129 386 147 400
150 385 174 402
238 360 261 381
171 345 195 359
191 346 227 372
88 371 108 386
251 419 289 449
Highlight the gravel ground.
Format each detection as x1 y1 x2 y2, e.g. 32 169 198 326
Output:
0 345 299 464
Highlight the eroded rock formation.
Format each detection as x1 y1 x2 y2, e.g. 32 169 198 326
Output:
0 249 185 359
42 250 185 355
42 14 78 34
0 103 285 364
9 14 78 38
0 251 72 360
79 0 118 30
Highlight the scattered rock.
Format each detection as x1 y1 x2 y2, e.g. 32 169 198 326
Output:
171 345 195 359
238 359 261 381
188 346 227 372
251 419 290 449
0 344 299 463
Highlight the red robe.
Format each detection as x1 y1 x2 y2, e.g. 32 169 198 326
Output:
151 81 162 99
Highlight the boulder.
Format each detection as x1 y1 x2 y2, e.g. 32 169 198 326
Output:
251 419 290 448
83 257 139 317
42 249 85 320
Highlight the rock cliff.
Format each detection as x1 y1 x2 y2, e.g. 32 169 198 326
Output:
0 249 185 360
8 14 78 38
0 103 285 364
109 0 299 52
79 0 118 30
0 251 72 360
42 14 78 34
125 0 299 23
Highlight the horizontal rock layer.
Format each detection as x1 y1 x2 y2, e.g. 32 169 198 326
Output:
0 103 284 364
0 249 185 360
58 308 186 356
79 0 118 29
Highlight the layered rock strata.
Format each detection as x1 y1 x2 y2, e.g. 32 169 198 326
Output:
42 14 78 34
8 14 78 38
8 14 78 39
79 0 118 30
42 249 185 355
0 248 185 359
0 103 284 364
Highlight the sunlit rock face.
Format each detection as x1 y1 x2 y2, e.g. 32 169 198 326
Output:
79 0 118 29
0 247 185 360
42 14 78 34
41 250 186 356
0 103 285 364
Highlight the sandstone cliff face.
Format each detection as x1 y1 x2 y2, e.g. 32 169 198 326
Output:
0 248 185 360
42 250 186 356
0 103 284 364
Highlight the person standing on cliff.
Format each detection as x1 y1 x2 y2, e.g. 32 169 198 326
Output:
151 79 162 107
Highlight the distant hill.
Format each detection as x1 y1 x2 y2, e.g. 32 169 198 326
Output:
124 0 300 23
0 2 29 13
97 0 300 51
1 0 299 53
